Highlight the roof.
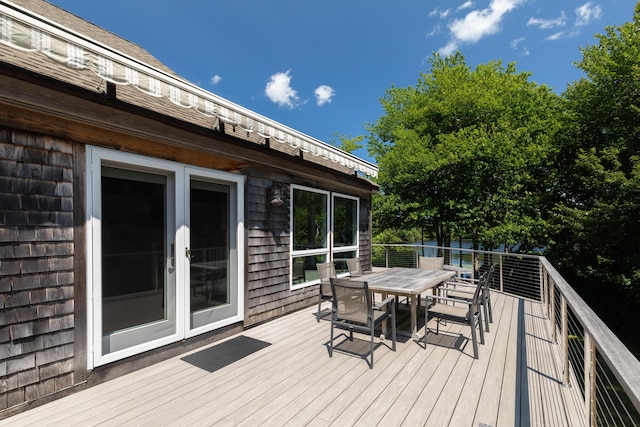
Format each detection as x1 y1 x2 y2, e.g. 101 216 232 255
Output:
0 0 378 179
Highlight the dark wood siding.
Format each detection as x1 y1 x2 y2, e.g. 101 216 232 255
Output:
0 128 77 411
359 196 373 270
245 177 314 325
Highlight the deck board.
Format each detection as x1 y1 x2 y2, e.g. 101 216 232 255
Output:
457 286 511 427
0 292 585 427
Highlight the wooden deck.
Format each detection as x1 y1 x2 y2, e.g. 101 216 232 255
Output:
0 291 585 427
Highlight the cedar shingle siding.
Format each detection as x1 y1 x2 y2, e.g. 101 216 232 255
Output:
0 129 75 411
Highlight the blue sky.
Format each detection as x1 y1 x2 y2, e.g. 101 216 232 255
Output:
47 0 634 164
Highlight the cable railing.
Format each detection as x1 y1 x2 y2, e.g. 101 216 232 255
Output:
372 243 640 426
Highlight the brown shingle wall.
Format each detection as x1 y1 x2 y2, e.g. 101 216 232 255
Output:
0 128 75 411
359 197 372 269
245 177 315 325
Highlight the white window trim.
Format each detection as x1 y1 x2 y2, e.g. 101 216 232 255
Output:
290 185 330 290
331 192 360 256
289 185 360 289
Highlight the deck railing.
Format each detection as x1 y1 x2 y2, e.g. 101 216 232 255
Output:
372 244 640 426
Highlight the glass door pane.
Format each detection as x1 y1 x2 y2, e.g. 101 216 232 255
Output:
188 177 237 330
189 180 229 312
100 166 176 354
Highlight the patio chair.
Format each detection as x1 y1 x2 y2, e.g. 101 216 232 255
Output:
422 270 487 359
316 262 336 322
416 256 445 306
418 256 444 270
443 264 495 332
329 278 396 368
346 258 364 277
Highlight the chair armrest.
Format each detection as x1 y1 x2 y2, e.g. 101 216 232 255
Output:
373 296 395 310
443 281 477 290
449 277 479 284
426 295 472 306
445 288 474 297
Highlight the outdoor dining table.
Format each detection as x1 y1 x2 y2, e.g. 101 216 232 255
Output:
443 264 474 279
349 267 456 339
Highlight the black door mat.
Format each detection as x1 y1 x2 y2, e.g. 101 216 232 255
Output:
181 335 271 373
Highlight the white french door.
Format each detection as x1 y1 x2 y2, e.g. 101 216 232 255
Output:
185 168 241 336
87 148 244 368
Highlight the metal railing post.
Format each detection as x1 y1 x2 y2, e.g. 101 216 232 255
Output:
562 297 570 386
385 246 389 268
540 260 546 306
551 278 557 344
499 254 504 292
584 332 597 426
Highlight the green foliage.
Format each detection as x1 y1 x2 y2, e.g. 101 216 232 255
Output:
547 4 640 345
368 52 561 251
329 132 364 153
372 227 422 244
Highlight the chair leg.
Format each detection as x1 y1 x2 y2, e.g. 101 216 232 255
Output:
478 309 485 345
370 326 375 369
482 299 490 333
470 315 479 359
329 323 334 357
422 307 429 349
391 305 397 351
317 294 322 322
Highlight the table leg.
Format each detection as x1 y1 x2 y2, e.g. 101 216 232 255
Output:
410 294 419 339
381 292 389 340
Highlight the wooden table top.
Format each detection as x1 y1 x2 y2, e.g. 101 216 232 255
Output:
350 267 455 295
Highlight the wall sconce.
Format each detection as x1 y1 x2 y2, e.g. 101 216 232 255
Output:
269 183 284 206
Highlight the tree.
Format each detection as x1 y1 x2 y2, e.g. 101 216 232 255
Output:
368 52 562 252
548 3 640 343
329 132 364 153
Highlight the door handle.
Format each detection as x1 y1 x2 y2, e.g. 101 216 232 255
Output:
185 247 192 260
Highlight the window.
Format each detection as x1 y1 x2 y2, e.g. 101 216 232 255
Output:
290 186 359 288
332 194 359 275
292 188 328 251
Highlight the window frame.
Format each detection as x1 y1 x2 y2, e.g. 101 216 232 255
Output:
331 192 360 276
289 185 360 289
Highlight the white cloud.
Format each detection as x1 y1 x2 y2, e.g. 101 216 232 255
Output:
527 12 567 29
265 70 299 108
429 7 452 19
546 31 566 41
510 37 529 56
527 3 599 43
439 0 523 54
457 1 474 12
510 37 525 49
427 24 441 38
575 2 602 26
314 85 335 106
439 40 459 56
210 74 222 85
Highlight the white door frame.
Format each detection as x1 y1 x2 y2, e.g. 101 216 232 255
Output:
86 147 245 369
